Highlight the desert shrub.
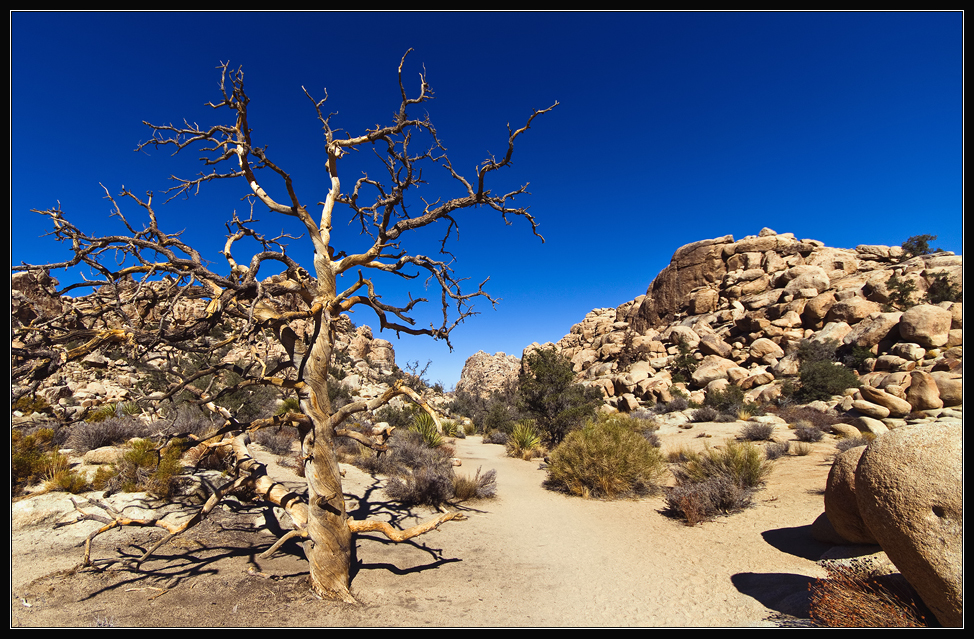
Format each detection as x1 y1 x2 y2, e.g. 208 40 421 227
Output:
793 420 826 443
92 438 187 498
86 403 122 423
12 394 52 416
670 339 698 384
798 360 860 402
885 273 919 310
451 467 498 501
679 441 773 489
274 396 301 416
365 428 487 507
703 384 749 414
43 451 90 494
384 465 456 507
162 404 221 438
740 422 775 442
789 338 861 402
439 418 460 437
480 400 517 435
842 345 877 372
773 404 844 430
373 403 414 430
664 474 755 526
764 440 790 460
67 416 149 453
12 427 61 492
809 559 929 627
517 345 603 447
544 413 667 499
483 430 509 445
924 272 961 304
507 420 544 460
792 441 813 456
252 427 296 456
656 392 690 414
664 442 773 525
691 405 719 423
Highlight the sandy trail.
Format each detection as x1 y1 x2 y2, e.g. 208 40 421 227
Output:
12 423 834 627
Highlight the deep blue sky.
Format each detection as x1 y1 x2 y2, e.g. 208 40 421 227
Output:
11 11 963 389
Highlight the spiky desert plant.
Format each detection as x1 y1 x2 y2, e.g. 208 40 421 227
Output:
408 412 443 448
507 420 543 460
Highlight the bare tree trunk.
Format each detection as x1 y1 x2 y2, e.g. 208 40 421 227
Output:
298 306 356 602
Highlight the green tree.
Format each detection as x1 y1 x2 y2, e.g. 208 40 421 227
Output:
517 346 603 446
901 234 938 258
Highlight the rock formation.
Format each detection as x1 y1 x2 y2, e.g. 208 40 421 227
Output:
454 351 521 400
11 273 408 425
458 228 962 422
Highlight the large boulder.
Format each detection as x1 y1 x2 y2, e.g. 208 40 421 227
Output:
898 304 953 349
855 422 963 627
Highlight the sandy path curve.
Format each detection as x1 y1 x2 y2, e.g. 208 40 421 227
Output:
331 430 833 627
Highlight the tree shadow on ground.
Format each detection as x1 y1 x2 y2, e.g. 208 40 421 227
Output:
344 474 467 583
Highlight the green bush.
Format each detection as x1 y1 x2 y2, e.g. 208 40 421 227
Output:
791 339 860 402
544 413 667 499
91 438 186 498
12 427 58 493
517 346 603 447
670 339 698 384
797 360 860 402
925 272 961 304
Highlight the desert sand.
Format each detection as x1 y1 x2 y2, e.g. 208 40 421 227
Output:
11 421 835 627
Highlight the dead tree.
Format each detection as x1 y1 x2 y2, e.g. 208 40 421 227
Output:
12 51 556 602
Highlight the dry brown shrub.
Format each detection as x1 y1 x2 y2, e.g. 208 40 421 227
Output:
808 560 930 627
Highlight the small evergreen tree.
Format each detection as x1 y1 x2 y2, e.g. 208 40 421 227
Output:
901 234 938 258
517 346 603 447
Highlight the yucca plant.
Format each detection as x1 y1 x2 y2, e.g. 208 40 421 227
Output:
408 412 443 448
507 420 543 460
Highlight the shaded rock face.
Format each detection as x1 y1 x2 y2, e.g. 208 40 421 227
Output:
824 446 876 545
11 271 65 325
855 422 963 627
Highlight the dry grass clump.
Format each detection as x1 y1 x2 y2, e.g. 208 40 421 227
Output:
792 419 826 443
809 559 930 627
739 422 775 442
664 441 774 525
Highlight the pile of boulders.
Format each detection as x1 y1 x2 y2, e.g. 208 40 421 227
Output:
461 228 962 425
